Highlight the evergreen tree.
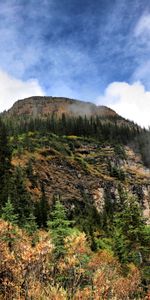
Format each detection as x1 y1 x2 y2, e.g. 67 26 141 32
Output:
26 158 37 188
35 182 49 228
0 118 11 209
24 212 38 236
24 212 38 246
1 197 18 251
9 166 33 226
113 193 150 265
1 197 18 224
0 118 11 174
47 197 72 258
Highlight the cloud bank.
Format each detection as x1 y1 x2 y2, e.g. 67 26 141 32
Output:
0 70 44 112
96 81 150 128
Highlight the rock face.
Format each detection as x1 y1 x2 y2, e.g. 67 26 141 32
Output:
11 135 150 224
5 96 117 118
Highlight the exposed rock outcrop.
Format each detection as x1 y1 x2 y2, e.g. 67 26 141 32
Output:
11 135 150 223
4 96 118 118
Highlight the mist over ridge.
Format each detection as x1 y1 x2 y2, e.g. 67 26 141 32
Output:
4 96 118 119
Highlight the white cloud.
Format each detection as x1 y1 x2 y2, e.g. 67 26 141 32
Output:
0 70 44 112
132 61 150 89
132 15 150 89
96 81 150 128
134 13 150 36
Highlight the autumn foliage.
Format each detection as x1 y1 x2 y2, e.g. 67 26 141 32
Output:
0 219 147 299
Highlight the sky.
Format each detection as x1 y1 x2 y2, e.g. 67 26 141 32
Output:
0 0 150 127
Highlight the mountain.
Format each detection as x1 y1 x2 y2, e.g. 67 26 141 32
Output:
2 96 149 223
4 96 118 118
0 96 150 299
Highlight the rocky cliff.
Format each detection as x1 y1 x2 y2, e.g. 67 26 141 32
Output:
11 132 150 224
5 96 117 118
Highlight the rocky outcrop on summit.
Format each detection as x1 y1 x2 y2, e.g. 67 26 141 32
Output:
5 96 117 118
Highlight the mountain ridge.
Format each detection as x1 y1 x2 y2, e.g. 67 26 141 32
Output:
4 96 118 118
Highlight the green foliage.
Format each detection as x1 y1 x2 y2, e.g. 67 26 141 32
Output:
24 212 38 236
1 197 19 251
6 113 140 145
26 158 37 188
108 161 125 181
114 144 126 159
137 130 150 167
0 118 12 209
113 226 129 264
0 118 11 174
112 193 150 266
95 237 113 252
47 198 72 258
35 183 49 228
8 167 34 227
1 113 150 294
49 140 70 155
75 156 89 172
1 197 18 224
24 212 38 246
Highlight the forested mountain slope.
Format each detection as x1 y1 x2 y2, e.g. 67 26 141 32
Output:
0 97 150 299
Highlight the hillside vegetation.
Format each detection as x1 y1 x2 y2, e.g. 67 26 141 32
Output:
0 99 150 299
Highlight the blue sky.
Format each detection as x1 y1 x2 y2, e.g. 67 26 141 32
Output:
0 0 150 127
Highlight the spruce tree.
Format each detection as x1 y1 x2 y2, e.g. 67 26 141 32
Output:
47 197 72 258
0 118 11 209
1 197 18 251
36 183 49 228
9 166 33 226
24 212 38 246
2 197 18 224
24 212 38 236
113 193 150 265
0 118 11 174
